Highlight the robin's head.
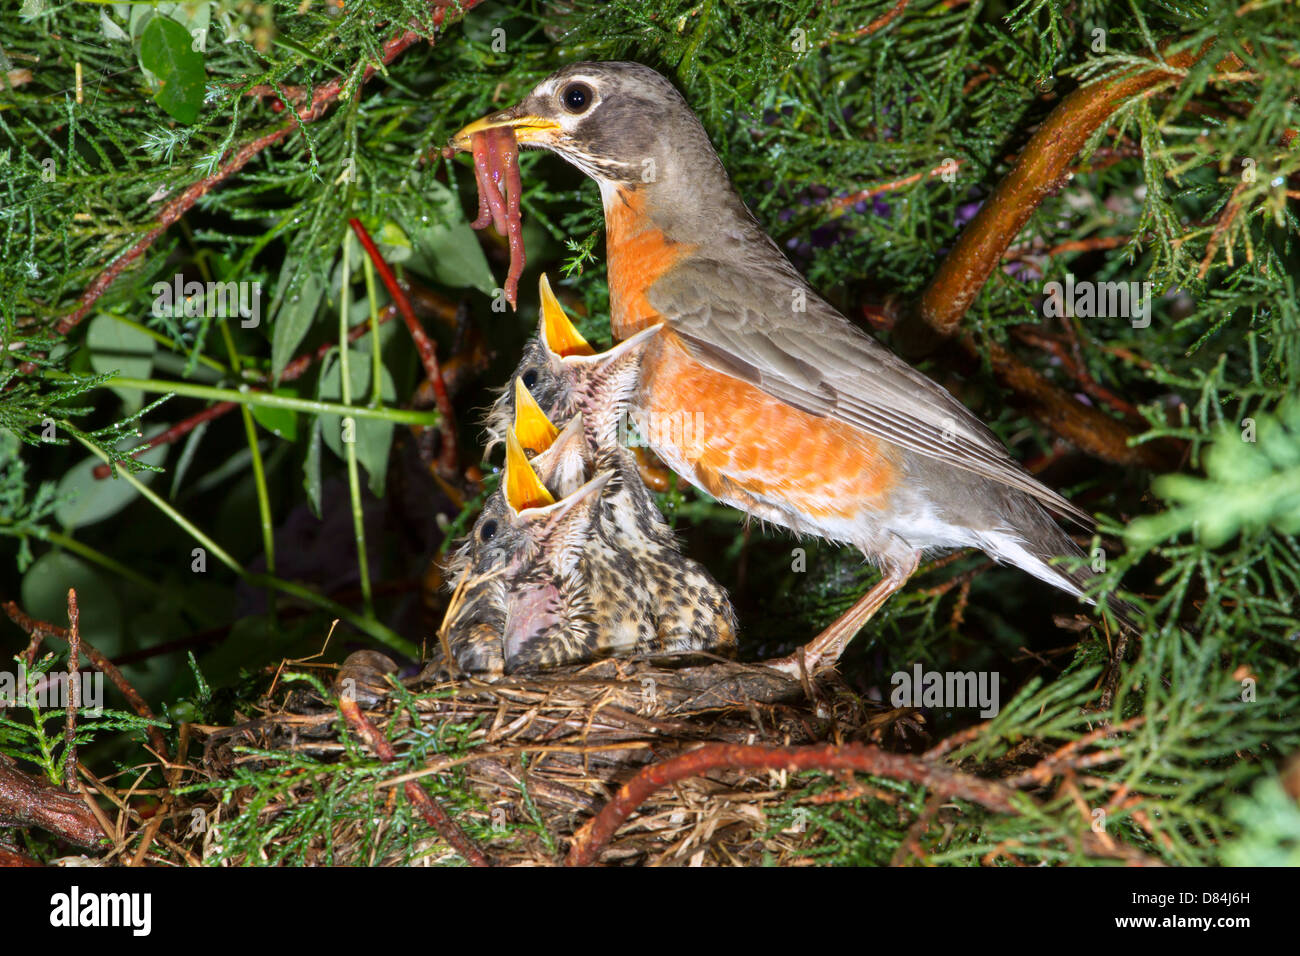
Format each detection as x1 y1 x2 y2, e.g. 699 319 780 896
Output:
452 61 726 193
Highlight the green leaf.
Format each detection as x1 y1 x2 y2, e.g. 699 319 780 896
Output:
87 314 156 414
55 429 169 530
138 15 207 125
303 418 323 519
250 388 299 441
270 268 325 382
400 181 496 296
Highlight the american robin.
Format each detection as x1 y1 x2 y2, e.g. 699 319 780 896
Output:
483 273 657 457
444 381 735 675
453 62 1137 675
442 418 614 675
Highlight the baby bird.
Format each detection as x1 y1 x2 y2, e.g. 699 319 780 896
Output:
483 273 658 456
513 383 738 663
441 376 736 675
441 419 614 675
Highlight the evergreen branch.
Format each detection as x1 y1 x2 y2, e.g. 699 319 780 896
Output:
3 600 170 762
52 0 488 337
337 694 489 866
920 37 1244 334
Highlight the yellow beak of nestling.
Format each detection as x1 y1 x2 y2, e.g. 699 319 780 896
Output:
450 107 562 153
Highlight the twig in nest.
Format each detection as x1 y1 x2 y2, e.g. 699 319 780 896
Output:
566 741 1024 866
129 724 191 867
337 695 489 867
64 589 80 792
349 217 459 474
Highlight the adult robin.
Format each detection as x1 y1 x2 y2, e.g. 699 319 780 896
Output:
452 62 1136 675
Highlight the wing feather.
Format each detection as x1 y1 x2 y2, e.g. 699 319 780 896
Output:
648 258 1092 526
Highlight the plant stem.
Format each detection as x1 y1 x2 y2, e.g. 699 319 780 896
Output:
49 372 440 425
68 433 415 656
338 234 374 615
219 321 276 576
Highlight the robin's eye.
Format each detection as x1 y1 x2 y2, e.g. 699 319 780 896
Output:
479 519 499 541
560 82 593 114
521 368 539 390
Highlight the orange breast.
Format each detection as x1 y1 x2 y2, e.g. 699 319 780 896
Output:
604 187 898 523
604 187 694 341
634 331 900 522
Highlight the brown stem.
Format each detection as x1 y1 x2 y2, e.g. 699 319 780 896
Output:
919 38 1243 334
3 601 168 761
960 337 1172 469
348 217 459 473
0 758 104 848
337 696 488 866
0 846 44 866
63 589 80 792
566 741 1024 866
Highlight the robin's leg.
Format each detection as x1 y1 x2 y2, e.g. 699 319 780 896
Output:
767 551 920 677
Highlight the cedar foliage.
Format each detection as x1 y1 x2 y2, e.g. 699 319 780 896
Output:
0 0 1298 865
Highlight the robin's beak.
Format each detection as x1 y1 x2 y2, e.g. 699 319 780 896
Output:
512 377 560 455
538 273 595 357
450 106 562 152
505 429 555 513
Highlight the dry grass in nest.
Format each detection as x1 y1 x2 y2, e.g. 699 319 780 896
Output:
195 655 930 866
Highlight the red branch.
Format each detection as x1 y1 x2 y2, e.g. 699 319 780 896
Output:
348 218 459 472
566 742 1023 866
4 601 168 761
338 696 488 866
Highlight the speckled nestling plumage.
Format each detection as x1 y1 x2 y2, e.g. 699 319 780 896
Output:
443 327 737 677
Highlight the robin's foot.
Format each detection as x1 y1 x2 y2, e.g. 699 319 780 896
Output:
767 553 920 677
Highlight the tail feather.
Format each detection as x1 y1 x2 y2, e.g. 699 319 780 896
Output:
979 518 1143 636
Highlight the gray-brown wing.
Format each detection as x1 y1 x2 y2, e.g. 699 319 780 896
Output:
648 257 1092 526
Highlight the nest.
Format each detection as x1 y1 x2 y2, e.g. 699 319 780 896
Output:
197 655 929 866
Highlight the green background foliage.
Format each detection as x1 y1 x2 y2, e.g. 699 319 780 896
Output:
0 0 1297 865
